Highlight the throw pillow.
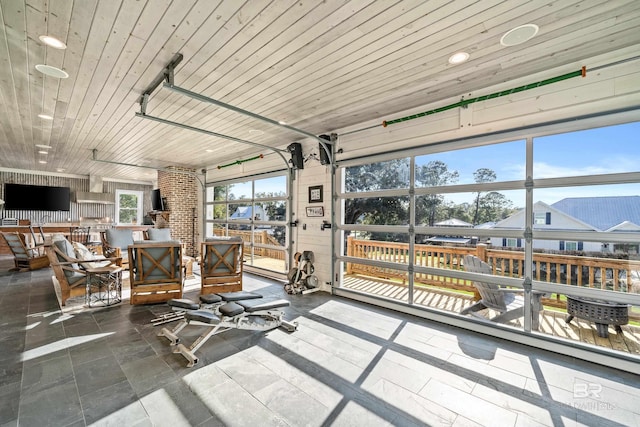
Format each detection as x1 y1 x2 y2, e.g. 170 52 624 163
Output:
73 241 109 269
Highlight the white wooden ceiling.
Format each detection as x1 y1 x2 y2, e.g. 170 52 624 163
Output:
1 0 639 182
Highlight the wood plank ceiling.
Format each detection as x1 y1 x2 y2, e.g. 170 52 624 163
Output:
1 0 639 182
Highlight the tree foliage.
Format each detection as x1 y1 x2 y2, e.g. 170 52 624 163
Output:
345 159 516 238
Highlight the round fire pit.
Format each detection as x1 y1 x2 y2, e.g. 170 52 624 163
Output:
565 295 629 338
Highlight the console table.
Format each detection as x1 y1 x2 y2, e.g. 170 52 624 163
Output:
86 266 123 307
565 295 629 338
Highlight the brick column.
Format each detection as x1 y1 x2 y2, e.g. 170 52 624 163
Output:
157 167 198 257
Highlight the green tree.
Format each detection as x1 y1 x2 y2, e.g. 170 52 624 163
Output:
344 159 410 226
118 194 138 223
415 160 459 226
472 168 497 225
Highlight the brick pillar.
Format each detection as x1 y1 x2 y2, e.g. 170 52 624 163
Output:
157 167 198 257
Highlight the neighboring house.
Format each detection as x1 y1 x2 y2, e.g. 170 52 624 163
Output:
229 206 265 221
425 218 474 245
490 196 640 253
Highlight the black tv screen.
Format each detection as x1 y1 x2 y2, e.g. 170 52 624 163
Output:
4 183 70 211
151 189 164 211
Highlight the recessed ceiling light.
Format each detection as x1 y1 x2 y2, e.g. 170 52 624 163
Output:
448 52 470 65
38 150 48 154
35 144 52 149
35 64 69 79
39 160 47 164
56 168 65 172
500 24 539 47
278 120 287 125
249 129 264 136
206 149 214 153
38 35 67 50
38 113 53 120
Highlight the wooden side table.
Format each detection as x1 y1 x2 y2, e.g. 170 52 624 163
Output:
85 266 123 307
182 256 195 279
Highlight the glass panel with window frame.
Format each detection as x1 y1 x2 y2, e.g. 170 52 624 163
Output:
531 184 640 294
205 223 227 239
341 261 409 303
214 203 227 220
343 232 410 267
344 158 410 192
256 200 286 222
415 190 523 228
248 247 286 272
344 196 409 225
415 140 525 187
210 185 227 201
251 225 286 248
255 176 286 197
534 122 640 178
228 202 253 225
228 181 251 200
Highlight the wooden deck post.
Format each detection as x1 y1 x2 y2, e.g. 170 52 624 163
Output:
347 235 353 274
476 243 488 262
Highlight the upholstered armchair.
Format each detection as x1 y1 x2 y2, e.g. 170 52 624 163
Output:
144 228 172 241
101 228 135 265
127 241 183 305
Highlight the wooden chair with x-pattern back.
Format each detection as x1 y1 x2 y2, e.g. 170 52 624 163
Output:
127 241 183 305
200 236 244 295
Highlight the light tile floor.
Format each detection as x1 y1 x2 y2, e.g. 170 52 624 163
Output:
0 265 639 426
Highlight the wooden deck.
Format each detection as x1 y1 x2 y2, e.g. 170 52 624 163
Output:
343 274 640 355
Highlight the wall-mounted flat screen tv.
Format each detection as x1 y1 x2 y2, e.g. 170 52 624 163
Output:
151 188 164 211
3 183 71 211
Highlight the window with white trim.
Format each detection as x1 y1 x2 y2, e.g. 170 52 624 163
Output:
115 189 144 225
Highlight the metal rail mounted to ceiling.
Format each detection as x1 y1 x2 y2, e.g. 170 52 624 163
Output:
162 83 333 166
134 54 292 171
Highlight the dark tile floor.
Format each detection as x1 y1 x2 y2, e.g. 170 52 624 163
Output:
1 265 639 426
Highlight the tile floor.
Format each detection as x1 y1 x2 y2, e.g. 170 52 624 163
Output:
0 265 639 427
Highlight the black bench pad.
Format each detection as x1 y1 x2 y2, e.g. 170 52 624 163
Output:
185 310 220 324
217 291 262 301
238 299 290 313
168 299 200 310
199 294 223 304
219 302 245 317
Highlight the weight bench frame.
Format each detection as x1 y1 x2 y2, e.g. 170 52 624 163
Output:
160 298 298 367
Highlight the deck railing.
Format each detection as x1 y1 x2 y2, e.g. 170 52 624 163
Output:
346 236 640 311
214 229 285 260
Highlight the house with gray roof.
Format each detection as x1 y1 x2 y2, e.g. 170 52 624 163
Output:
490 196 640 253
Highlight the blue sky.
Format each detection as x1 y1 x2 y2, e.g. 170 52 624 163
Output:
420 121 640 206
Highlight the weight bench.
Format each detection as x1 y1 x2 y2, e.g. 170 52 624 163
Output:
164 298 298 367
151 291 262 325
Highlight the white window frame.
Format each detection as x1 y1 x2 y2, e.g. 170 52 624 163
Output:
564 241 578 251
115 189 144 225
534 212 547 225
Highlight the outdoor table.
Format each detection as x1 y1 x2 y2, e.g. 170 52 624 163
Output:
565 295 629 338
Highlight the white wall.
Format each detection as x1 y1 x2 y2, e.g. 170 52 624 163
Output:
291 144 333 291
